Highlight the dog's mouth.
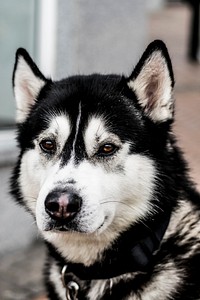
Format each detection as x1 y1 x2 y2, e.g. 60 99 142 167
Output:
43 216 108 234
44 219 82 233
97 216 109 231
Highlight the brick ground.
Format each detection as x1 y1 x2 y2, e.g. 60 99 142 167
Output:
0 3 199 300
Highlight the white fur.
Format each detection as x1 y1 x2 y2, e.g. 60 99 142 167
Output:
87 279 109 300
136 262 182 300
128 51 174 122
49 255 182 300
49 261 66 300
19 115 156 265
19 114 71 214
14 56 46 123
20 149 46 214
71 102 82 157
165 200 200 259
87 260 181 300
84 116 122 157
50 261 182 300
87 261 182 300
38 114 71 151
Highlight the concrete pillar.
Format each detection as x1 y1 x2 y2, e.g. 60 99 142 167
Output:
56 0 148 78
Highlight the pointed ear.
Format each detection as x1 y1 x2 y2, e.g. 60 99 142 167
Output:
13 48 48 123
127 40 174 123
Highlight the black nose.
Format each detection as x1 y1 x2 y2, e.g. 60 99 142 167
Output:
45 189 82 221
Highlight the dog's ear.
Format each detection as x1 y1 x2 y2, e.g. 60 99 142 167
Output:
13 48 48 123
127 40 174 123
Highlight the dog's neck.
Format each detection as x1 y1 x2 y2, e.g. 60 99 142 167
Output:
47 211 171 282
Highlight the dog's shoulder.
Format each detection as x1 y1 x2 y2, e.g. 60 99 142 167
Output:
163 192 200 264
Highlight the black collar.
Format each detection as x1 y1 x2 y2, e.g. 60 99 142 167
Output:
63 213 170 281
48 212 171 283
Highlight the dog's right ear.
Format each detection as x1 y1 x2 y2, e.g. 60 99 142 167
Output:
127 40 174 123
13 48 48 123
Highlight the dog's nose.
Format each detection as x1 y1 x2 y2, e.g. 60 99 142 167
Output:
45 190 82 221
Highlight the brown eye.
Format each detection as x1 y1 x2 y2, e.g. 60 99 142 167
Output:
97 143 118 157
40 139 56 153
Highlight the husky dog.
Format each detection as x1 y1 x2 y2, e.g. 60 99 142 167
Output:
11 40 200 300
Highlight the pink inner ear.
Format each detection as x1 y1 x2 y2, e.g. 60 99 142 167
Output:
13 53 47 123
21 80 35 105
145 75 159 111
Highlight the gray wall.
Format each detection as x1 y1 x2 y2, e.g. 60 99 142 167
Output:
0 0 35 124
0 132 37 255
0 164 37 255
56 0 147 78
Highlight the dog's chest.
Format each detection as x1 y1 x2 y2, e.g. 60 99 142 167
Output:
49 260 181 300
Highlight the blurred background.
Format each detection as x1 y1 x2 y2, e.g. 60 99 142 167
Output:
0 0 199 299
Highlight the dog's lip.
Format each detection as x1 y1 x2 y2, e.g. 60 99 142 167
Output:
43 220 76 232
97 215 108 231
45 221 88 234
44 217 108 234
97 222 104 230
54 226 69 232
50 224 78 232
48 223 104 233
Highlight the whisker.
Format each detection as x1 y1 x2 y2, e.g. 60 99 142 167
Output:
25 196 37 201
100 199 161 232
30 220 37 227
100 200 137 213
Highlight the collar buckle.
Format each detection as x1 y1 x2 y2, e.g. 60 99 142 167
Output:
61 265 80 300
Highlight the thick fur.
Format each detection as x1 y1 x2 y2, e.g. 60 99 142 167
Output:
11 40 200 300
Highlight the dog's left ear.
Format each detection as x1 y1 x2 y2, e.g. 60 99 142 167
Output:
13 48 48 123
127 40 174 123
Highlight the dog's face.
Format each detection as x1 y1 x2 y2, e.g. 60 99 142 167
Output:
12 41 174 244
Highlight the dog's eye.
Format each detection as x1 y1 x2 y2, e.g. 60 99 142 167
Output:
97 144 118 157
40 139 56 153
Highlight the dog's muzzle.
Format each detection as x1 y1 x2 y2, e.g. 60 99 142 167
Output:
45 189 82 224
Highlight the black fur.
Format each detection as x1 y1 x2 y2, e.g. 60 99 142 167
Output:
11 40 200 299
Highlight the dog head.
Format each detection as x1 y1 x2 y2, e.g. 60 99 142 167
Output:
12 40 174 246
